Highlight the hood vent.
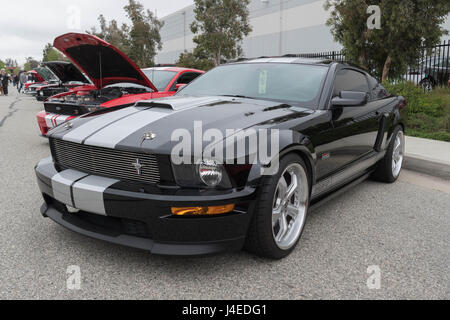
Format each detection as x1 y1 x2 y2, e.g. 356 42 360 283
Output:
135 101 174 110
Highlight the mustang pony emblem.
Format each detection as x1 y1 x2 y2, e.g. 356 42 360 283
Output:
143 131 157 141
132 159 145 175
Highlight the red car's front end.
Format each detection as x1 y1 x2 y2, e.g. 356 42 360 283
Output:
36 33 204 136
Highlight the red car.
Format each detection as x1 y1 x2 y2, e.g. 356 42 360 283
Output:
37 33 204 136
35 61 93 101
24 69 54 95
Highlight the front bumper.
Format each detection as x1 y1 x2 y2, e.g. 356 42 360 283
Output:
35 158 256 256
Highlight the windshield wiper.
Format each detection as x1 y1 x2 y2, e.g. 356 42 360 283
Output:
221 94 256 100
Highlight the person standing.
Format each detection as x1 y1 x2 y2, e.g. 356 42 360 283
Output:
19 70 27 93
0 69 8 96
12 73 18 89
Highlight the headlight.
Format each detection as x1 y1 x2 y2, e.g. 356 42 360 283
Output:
39 91 43 96
86 106 101 112
82 97 94 103
172 159 232 189
199 160 223 187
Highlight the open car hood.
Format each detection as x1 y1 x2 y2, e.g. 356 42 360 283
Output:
53 33 158 91
43 61 89 84
32 68 54 82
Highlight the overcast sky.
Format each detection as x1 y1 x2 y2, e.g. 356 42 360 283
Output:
0 0 194 66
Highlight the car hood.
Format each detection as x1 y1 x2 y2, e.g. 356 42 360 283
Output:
43 61 89 84
53 33 158 91
32 68 53 82
36 84 59 90
48 95 315 155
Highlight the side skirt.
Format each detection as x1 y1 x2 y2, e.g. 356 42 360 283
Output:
310 172 371 212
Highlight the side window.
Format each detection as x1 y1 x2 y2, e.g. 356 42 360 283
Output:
367 75 389 100
170 72 202 91
333 69 369 97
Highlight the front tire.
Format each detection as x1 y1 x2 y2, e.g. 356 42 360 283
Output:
372 126 405 183
245 154 310 259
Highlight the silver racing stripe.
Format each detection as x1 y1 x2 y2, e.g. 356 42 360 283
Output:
61 96 225 148
37 157 54 168
39 159 118 216
62 107 144 144
72 176 119 216
83 108 173 148
36 157 58 198
51 170 89 207
140 96 223 111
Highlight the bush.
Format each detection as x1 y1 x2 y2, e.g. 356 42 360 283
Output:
383 81 450 141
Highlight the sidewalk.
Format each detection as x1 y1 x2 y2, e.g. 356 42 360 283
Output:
405 136 450 180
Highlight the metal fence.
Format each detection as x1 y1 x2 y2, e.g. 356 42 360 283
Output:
404 41 450 90
283 50 347 62
284 41 450 89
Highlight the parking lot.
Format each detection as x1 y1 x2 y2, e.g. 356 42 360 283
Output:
0 91 449 300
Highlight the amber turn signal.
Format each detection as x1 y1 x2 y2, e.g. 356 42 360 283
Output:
171 204 235 216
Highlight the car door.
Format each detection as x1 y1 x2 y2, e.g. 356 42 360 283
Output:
316 68 380 179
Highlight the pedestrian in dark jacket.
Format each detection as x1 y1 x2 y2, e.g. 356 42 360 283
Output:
12 74 19 88
19 71 27 93
0 69 9 96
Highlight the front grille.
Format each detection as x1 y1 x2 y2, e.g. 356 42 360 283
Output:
42 88 67 98
50 138 161 184
45 102 86 116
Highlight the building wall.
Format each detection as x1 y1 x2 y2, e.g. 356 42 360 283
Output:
155 0 450 64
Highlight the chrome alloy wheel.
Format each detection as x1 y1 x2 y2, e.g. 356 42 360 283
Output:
272 163 309 250
392 130 405 178
421 79 433 92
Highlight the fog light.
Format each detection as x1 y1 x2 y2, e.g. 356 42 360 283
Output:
171 204 235 216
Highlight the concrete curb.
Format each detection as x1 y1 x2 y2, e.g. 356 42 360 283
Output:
403 136 450 180
404 156 450 180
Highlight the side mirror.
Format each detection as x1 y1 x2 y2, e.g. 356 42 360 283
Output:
332 91 368 107
176 83 187 91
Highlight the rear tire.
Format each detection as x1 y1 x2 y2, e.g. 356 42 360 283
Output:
372 126 405 183
245 154 310 259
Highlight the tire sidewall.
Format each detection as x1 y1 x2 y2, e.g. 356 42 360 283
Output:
385 126 404 182
255 154 311 258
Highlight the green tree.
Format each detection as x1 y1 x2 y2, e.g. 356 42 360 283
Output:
0 60 5 70
4 58 18 68
124 0 164 68
325 0 450 81
89 0 163 68
89 15 130 53
42 43 66 62
176 50 215 71
191 0 252 66
24 57 40 71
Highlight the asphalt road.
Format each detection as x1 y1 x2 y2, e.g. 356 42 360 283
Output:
0 90 449 300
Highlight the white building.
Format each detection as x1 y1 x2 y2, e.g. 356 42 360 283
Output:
155 0 450 64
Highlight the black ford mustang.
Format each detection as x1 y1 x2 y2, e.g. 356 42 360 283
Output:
35 58 406 259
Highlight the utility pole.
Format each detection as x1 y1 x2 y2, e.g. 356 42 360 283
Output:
182 11 186 51
279 0 284 56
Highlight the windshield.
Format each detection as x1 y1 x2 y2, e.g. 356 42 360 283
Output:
178 63 329 107
142 70 177 91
